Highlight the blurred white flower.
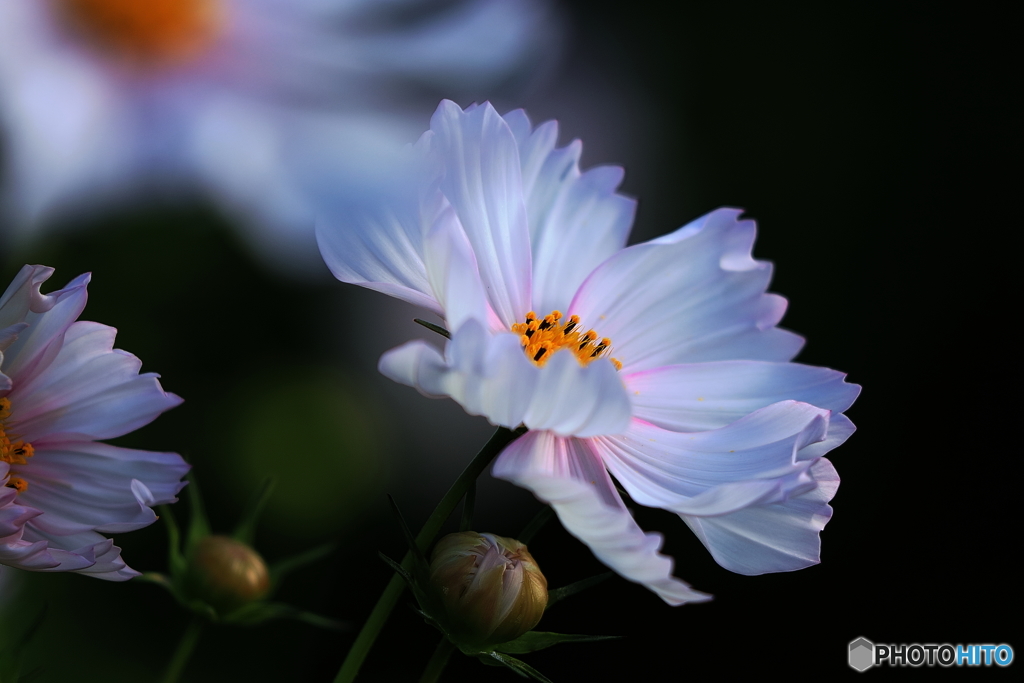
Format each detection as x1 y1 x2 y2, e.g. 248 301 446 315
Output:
0 0 561 269
0 264 186 580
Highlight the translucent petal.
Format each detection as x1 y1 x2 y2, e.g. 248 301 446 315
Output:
430 101 532 327
625 360 860 431
570 208 804 373
379 319 631 437
492 431 711 605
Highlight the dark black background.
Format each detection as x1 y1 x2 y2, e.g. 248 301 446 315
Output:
1 1 1016 680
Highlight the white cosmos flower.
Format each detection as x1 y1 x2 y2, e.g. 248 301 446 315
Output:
0 265 187 580
0 0 560 268
317 101 861 605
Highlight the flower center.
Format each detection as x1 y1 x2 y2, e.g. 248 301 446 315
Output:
51 0 222 68
511 311 621 370
0 397 34 494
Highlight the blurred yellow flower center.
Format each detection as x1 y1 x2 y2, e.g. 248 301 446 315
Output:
0 397 34 494
512 311 621 370
52 0 222 67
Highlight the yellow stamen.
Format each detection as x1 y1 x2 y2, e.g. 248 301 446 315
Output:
52 0 222 68
1 397 34 494
511 311 622 369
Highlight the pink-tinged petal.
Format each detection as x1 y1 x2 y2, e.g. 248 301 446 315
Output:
504 109 635 314
521 350 631 437
316 161 447 317
0 481 41 541
380 319 631 437
20 527 137 580
9 321 182 442
596 402 830 518
795 413 855 461
0 536 95 572
0 539 64 571
0 271 89 384
570 209 804 373
492 431 710 605
430 100 532 327
422 203 495 332
17 441 188 535
683 458 840 574
625 360 861 431
595 402 850 576
0 265 63 333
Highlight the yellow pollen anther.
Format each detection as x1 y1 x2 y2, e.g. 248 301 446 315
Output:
52 0 222 68
511 311 622 369
1 397 34 493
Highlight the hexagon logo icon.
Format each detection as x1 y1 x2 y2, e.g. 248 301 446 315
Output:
849 637 875 671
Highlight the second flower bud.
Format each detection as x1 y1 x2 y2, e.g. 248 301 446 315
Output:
429 531 548 649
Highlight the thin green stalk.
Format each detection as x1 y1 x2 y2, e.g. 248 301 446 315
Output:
160 616 204 683
333 426 523 683
418 638 456 683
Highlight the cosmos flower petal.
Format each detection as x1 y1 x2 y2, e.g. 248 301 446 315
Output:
0 482 41 540
9 321 182 443
422 202 495 332
430 100 533 327
21 527 138 580
522 350 631 437
504 110 635 315
596 402 830 517
0 265 63 335
795 413 856 461
0 270 89 384
0 539 89 572
382 320 631 437
17 442 188 535
316 162 446 317
625 360 861 431
682 458 840 574
492 430 711 606
570 208 804 373
1 266 184 578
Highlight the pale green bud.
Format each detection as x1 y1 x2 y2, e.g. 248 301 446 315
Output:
186 535 271 613
429 531 548 648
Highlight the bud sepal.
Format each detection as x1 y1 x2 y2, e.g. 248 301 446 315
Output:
382 497 618 681
139 476 342 629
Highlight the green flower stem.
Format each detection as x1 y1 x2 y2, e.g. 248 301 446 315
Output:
334 426 523 683
418 638 457 683
160 616 204 683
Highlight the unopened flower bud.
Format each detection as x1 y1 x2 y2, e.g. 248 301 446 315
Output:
186 535 271 613
429 531 548 648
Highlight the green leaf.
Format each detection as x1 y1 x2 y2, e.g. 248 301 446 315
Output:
157 504 186 578
268 542 334 594
184 598 219 621
184 475 211 553
413 318 451 339
136 572 174 592
385 494 431 584
378 552 412 584
546 572 615 609
483 652 554 682
232 477 276 546
493 632 622 654
223 600 346 630
459 480 476 532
